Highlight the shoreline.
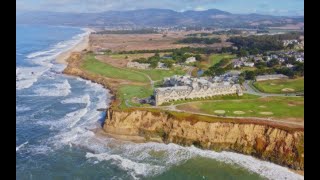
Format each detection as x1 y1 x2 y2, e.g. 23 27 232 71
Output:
60 31 304 177
56 28 93 64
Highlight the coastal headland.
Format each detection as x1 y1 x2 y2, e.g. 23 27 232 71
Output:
60 30 304 174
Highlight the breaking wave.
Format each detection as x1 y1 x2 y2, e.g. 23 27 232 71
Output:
16 28 90 90
86 152 165 179
33 80 71 97
16 141 28 152
85 142 303 180
61 94 91 104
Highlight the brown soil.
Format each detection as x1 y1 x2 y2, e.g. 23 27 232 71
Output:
89 32 231 53
282 88 295 92
89 33 187 52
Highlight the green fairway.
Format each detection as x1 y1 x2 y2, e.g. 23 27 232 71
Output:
138 68 186 81
82 54 149 83
117 85 153 109
253 78 304 93
177 96 304 119
209 53 236 67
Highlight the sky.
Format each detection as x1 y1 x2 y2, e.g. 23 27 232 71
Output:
16 0 304 16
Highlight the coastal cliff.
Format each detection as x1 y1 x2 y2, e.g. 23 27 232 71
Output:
103 108 304 170
62 51 304 171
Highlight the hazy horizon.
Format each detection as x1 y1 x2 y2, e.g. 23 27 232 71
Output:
16 0 304 16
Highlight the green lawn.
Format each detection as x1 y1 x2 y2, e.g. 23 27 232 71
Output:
117 85 153 109
138 68 186 81
82 54 149 83
209 53 236 67
177 96 304 119
253 78 304 93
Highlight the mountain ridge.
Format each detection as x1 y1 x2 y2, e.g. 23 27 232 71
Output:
16 8 304 28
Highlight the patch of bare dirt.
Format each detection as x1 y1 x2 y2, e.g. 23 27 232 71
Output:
259 112 274 115
282 88 295 92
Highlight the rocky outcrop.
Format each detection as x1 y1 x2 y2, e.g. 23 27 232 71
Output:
103 109 304 170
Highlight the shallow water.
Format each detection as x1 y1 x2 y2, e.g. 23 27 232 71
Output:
16 24 303 180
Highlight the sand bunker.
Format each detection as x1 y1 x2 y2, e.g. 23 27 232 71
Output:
259 105 267 108
282 88 295 92
233 111 245 114
214 110 226 114
259 112 274 115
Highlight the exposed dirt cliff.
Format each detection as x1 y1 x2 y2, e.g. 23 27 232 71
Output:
63 51 304 171
103 108 304 170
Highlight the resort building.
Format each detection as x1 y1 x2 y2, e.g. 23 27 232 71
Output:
154 75 243 106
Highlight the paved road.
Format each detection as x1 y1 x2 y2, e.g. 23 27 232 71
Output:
243 80 302 97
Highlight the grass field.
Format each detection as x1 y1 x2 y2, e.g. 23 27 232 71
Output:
138 68 186 81
177 96 304 119
253 78 304 93
82 54 149 83
117 85 153 109
209 53 236 67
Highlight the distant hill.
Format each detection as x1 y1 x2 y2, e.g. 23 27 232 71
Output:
16 8 304 29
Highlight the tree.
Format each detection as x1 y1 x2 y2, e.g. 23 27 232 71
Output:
161 59 175 68
267 58 279 67
195 54 202 61
287 56 296 64
255 61 267 69
287 43 295 49
150 61 158 68
238 76 245 85
244 71 256 80
251 48 259 55
239 49 249 57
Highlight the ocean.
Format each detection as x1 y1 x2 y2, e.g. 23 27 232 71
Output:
16 24 303 180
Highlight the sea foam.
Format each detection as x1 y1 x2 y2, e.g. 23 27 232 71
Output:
33 80 71 97
16 29 90 91
86 152 165 179
16 141 28 152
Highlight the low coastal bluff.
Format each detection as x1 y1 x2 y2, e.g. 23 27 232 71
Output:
104 108 304 170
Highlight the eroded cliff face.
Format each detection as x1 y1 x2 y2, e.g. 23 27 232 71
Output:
103 109 304 170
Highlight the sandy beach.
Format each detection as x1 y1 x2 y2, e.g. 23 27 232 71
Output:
56 28 93 64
